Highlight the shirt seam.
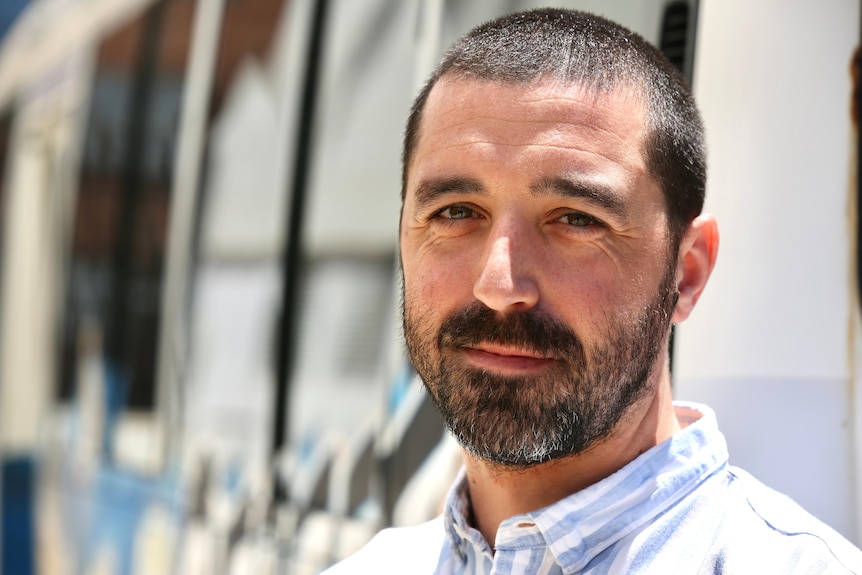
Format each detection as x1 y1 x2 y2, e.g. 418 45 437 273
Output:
728 468 860 575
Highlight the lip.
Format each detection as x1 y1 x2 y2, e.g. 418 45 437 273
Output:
459 344 555 374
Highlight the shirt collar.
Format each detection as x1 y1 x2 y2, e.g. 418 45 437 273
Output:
441 402 729 573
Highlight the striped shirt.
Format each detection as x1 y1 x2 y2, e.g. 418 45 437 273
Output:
324 403 862 574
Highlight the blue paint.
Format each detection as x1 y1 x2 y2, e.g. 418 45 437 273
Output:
0 0 30 42
2 455 36 575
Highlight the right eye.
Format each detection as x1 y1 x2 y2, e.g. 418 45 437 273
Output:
436 205 477 220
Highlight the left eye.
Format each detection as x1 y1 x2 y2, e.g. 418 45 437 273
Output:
559 212 597 227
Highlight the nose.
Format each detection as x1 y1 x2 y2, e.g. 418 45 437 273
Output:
473 225 540 312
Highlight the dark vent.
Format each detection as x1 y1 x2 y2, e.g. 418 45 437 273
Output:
659 2 691 75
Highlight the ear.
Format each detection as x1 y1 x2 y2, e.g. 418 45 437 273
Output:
672 214 719 323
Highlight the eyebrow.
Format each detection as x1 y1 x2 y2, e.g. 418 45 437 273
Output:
531 176 629 220
412 177 484 212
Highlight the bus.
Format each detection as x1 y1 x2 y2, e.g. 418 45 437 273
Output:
0 0 856 572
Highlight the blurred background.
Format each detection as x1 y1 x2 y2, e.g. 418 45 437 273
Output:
0 0 857 573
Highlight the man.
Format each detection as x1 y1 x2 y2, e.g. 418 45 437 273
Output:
326 8 862 574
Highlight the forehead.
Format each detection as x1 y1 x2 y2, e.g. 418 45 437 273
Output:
405 76 655 207
424 75 648 127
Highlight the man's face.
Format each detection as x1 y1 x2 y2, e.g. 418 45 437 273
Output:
400 77 680 466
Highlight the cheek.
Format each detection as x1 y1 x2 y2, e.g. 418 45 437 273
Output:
540 253 647 331
403 239 477 302
546 274 610 333
407 261 470 310
541 247 617 300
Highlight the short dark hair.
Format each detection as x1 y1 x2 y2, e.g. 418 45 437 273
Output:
401 8 705 243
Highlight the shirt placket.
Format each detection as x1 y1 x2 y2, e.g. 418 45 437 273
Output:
490 518 561 575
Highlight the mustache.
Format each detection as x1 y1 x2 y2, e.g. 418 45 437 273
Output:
437 302 586 362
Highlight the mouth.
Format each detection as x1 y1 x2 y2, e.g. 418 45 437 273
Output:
459 343 557 374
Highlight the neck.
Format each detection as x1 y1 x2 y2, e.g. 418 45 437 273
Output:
463 372 680 549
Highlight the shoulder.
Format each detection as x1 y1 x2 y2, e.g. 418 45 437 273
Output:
712 467 862 573
321 516 447 575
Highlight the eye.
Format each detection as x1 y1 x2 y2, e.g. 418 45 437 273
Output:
436 205 477 220
558 212 598 227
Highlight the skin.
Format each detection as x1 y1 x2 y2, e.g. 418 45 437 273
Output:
400 76 719 548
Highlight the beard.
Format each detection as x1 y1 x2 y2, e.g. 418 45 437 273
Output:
402 264 679 468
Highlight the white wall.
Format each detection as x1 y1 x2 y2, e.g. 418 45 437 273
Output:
676 0 860 542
